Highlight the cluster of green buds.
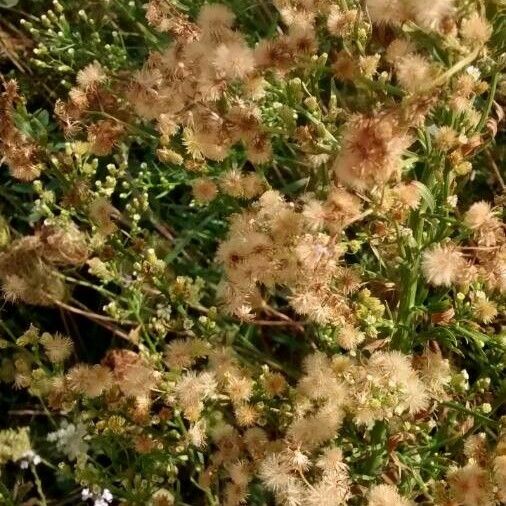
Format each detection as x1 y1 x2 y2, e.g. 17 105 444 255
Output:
20 0 131 89
31 179 56 219
355 289 387 338
149 304 173 337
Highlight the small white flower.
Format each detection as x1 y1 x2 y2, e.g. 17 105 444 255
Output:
81 487 113 505
427 124 438 136
47 421 89 461
82 488 93 501
102 489 113 503
447 195 458 208
466 65 481 80
481 402 492 414
19 450 41 468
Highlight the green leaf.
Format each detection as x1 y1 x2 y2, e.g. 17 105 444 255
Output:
281 177 310 195
414 181 436 211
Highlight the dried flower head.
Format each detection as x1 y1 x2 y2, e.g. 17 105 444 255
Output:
165 338 209 370
197 3 235 29
349 351 428 426
40 333 74 363
365 0 410 26
193 178 218 203
464 202 495 230
421 243 465 287
76 61 107 90
460 13 492 46
395 55 438 94
367 484 410 506
447 462 493 506
66 364 113 398
385 39 415 64
213 42 255 80
333 113 412 190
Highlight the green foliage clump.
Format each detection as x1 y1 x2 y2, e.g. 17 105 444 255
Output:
0 0 505 505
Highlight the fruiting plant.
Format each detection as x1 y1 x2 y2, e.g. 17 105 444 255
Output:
0 0 505 505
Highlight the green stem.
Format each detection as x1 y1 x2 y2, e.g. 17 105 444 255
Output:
476 72 498 133
190 477 218 506
443 401 498 426
31 464 48 506
392 166 435 351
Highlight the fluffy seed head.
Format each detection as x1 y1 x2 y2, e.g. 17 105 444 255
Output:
66 364 113 398
40 333 74 363
333 113 412 190
193 178 218 203
421 243 464 287
395 55 437 93
213 43 255 80
461 13 492 45
464 201 495 230
365 0 410 26
76 62 106 90
368 484 410 506
197 4 235 28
